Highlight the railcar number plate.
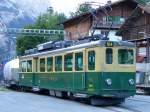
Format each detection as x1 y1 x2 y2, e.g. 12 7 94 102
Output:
106 41 113 47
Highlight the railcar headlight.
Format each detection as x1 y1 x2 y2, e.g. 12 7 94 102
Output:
129 79 134 85
106 79 112 86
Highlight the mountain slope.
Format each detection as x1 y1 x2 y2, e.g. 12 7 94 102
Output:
0 0 51 28
0 0 51 61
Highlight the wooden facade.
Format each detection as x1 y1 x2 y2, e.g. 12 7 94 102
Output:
94 1 137 29
117 5 150 63
63 0 138 40
63 13 92 40
118 5 150 40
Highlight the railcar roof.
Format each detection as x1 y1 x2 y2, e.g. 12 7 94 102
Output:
20 40 135 59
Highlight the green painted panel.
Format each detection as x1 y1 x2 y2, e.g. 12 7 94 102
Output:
86 72 100 93
33 73 74 91
19 72 136 98
73 72 85 90
100 72 135 91
19 73 33 87
33 73 39 86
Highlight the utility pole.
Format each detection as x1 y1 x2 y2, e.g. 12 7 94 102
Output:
139 31 150 84
144 33 150 63
139 32 150 63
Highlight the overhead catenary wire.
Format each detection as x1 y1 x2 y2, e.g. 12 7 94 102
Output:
74 2 113 38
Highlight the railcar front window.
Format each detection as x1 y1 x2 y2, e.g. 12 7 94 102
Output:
27 60 32 72
88 51 95 70
55 56 62 71
106 48 113 64
75 52 83 71
47 57 53 72
64 53 73 71
118 49 134 64
40 58 45 72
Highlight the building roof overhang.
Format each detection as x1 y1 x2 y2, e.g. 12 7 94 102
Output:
62 0 138 26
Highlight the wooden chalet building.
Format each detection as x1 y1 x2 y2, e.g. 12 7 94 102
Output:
62 0 138 40
117 5 150 63
117 5 150 40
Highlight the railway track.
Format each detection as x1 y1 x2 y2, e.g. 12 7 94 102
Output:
103 97 150 112
6 86 149 112
105 105 143 112
127 98 150 104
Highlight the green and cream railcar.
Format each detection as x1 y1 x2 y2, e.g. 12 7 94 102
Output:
19 40 136 105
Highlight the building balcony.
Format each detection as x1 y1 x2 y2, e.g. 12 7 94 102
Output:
92 21 124 29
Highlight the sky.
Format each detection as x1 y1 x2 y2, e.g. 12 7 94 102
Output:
50 0 118 16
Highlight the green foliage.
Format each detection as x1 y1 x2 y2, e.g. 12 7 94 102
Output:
70 2 93 17
78 3 92 14
137 0 149 5
16 7 67 55
16 35 47 56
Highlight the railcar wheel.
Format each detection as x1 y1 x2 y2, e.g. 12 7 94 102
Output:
90 97 125 106
90 97 107 106
67 92 75 100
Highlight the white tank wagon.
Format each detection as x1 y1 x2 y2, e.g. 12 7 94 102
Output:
4 59 19 86
136 63 150 73
136 63 150 94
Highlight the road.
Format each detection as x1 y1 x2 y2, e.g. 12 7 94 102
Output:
0 90 150 112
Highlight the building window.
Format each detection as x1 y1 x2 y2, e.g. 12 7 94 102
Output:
88 51 95 70
106 16 125 24
40 58 45 72
118 49 134 64
21 61 27 72
75 52 83 71
47 57 53 72
106 48 113 64
27 60 32 72
64 53 73 71
55 56 62 71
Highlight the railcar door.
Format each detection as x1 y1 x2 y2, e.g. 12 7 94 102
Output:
73 49 86 90
33 57 39 87
85 47 98 93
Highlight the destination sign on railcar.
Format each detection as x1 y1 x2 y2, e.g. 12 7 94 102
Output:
105 41 113 47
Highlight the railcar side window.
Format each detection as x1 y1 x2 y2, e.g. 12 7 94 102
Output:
118 49 134 64
47 57 53 72
106 48 113 64
75 52 83 71
88 51 95 70
40 58 45 72
21 61 27 72
55 56 62 71
64 53 73 71
27 60 32 72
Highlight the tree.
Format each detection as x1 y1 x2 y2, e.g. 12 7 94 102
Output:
70 2 93 17
137 0 149 5
78 3 92 14
16 25 48 55
16 8 67 55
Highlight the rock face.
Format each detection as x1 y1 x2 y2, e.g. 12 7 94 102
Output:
0 0 51 61
0 0 51 28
